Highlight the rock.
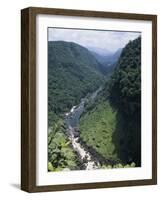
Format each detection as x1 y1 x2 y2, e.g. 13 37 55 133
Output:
73 127 80 137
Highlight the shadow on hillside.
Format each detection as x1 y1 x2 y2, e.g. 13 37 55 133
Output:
110 105 141 167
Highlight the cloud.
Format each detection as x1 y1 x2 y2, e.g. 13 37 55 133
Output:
48 28 140 53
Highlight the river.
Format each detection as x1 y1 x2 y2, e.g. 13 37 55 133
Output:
64 87 102 170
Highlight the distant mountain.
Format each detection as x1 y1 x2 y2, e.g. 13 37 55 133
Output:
90 48 122 75
48 41 105 125
90 51 109 65
86 46 112 57
108 48 122 64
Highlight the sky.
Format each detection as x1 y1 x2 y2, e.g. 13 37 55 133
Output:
48 28 140 53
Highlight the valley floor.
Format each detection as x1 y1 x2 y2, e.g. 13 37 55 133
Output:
80 100 118 163
48 87 137 172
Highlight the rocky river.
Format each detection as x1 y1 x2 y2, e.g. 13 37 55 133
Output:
64 87 102 170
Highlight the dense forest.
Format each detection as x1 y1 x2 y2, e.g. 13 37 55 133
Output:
80 37 141 166
48 41 105 126
48 41 106 171
48 37 141 171
109 37 141 166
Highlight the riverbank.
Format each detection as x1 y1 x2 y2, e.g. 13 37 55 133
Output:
64 87 103 170
67 126 100 170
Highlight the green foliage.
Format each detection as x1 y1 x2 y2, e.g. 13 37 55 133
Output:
109 37 141 115
48 41 105 126
80 100 118 161
108 37 141 166
48 37 141 170
48 162 54 171
80 37 141 167
48 119 78 171
102 162 136 169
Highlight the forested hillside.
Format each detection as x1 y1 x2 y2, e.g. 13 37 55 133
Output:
48 36 141 171
48 119 80 171
48 41 106 171
80 37 141 167
48 41 105 126
108 37 141 166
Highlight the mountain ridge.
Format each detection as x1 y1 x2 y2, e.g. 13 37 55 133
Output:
48 40 105 125
90 48 122 74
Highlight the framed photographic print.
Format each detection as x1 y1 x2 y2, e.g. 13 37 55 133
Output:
21 7 157 192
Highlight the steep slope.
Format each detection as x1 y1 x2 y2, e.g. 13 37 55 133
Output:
80 100 118 163
80 37 141 166
107 48 122 64
48 41 105 125
108 37 141 166
91 48 122 75
109 37 141 113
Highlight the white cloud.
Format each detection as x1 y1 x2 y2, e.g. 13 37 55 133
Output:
48 28 140 53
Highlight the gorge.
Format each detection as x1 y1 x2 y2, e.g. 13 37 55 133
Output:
48 37 141 171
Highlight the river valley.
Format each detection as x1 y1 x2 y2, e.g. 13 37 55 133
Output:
64 87 102 170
